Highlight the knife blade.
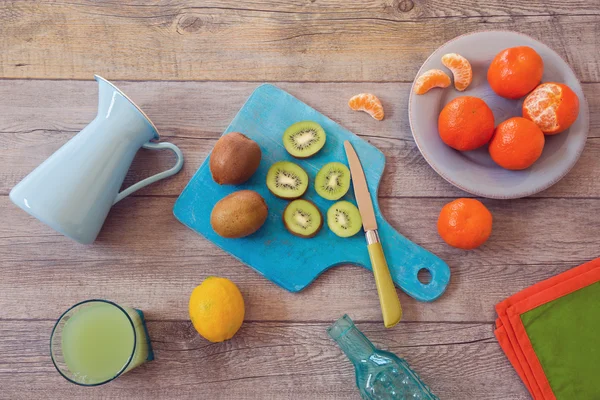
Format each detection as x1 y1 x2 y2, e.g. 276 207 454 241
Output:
344 140 402 328
344 141 378 231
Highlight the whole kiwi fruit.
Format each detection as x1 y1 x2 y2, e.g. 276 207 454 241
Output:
210 132 262 185
211 190 268 238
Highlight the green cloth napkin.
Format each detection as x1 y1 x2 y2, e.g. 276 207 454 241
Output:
521 282 600 399
495 258 600 400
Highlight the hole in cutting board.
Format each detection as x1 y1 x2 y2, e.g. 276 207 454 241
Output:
417 268 431 285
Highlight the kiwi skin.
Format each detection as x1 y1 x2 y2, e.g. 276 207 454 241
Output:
282 200 323 238
210 132 262 185
211 190 268 238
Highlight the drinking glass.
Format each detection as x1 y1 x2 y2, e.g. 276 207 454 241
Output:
50 299 154 386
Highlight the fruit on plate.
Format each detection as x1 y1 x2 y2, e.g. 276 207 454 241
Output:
413 69 451 95
489 117 545 170
437 198 492 250
522 82 580 134
283 121 326 158
315 162 351 201
438 96 495 151
266 161 309 199
327 201 362 238
487 46 544 99
283 199 323 238
348 93 385 121
441 53 473 91
211 190 268 238
189 276 245 343
210 132 262 185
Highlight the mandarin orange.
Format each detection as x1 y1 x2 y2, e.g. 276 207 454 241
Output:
489 117 545 170
487 46 544 99
437 198 492 250
438 96 495 151
522 82 580 134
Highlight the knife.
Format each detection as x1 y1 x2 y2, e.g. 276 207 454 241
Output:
344 141 402 328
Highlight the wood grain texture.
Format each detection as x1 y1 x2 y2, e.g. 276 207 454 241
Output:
1 194 598 323
2 1 599 398
1 80 599 198
0 1 599 81
0 319 528 399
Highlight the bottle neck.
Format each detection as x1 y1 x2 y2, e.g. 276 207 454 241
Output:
328 315 375 364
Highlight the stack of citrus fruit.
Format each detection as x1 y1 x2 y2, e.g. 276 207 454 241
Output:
414 46 580 171
413 44 581 250
487 46 580 169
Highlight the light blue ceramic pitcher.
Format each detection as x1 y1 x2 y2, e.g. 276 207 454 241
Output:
10 75 184 244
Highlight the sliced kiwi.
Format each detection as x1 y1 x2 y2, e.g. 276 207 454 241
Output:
283 121 326 158
315 162 351 200
327 201 362 238
266 161 309 199
283 199 323 238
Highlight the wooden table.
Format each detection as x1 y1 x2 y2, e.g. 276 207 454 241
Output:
1 1 598 398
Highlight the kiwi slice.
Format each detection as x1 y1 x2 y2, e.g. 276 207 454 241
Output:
327 201 362 238
283 121 326 158
283 199 323 238
314 162 351 200
266 161 309 199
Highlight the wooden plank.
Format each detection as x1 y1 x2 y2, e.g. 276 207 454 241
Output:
1 80 598 198
0 319 528 399
2 80 598 141
0 2 598 82
1 195 596 322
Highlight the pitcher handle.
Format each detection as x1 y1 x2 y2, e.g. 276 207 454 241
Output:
113 142 184 205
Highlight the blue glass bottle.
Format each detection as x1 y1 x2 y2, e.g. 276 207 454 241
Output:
328 315 439 400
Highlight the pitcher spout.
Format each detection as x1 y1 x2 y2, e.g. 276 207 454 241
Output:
94 75 159 142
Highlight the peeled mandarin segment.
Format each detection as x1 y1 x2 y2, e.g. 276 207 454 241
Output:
413 69 451 95
441 53 473 91
348 93 385 121
523 82 580 134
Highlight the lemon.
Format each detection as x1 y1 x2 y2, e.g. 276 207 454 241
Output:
189 276 245 343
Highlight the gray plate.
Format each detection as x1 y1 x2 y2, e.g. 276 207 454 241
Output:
408 31 589 199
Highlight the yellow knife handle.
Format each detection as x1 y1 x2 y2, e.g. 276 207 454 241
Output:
366 231 402 328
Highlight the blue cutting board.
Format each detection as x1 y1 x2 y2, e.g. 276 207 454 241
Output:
173 84 450 301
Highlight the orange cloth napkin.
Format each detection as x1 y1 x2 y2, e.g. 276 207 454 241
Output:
494 258 600 400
